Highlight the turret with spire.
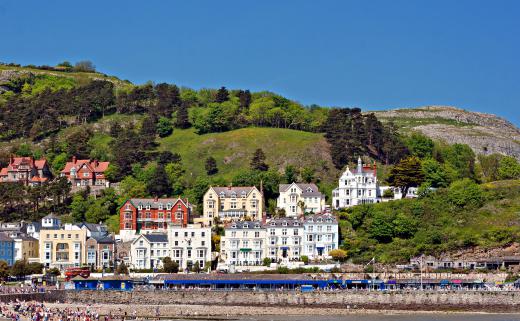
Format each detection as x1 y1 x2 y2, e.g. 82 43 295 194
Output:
357 156 362 174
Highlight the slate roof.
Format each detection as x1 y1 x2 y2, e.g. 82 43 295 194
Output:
265 217 302 227
226 221 264 230
0 232 13 242
142 234 168 243
127 198 190 210
303 213 338 224
211 186 259 197
90 235 115 244
279 183 323 197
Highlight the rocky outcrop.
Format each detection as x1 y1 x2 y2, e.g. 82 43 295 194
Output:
373 106 520 160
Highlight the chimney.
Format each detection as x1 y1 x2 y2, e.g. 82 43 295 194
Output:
94 159 99 167
72 156 77 164
9 154 13 164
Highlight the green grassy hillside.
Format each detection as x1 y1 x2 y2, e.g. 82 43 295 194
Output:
158 127 339 185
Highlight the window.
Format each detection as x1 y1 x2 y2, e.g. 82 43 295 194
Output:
197 249 205 258
255 231 260 238
187 249 192 258
293 229 299 236
201 231 206 237
282 229 287 236
159 203 163 210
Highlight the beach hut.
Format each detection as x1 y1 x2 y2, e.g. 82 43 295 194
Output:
99 275 133 291
71 276 98 290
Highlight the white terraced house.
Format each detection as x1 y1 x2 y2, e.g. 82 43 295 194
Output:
265 218 303 263
166 224 211 270
332 157 380 209
276 183 326 217
220 221 267 266
302 213 339 260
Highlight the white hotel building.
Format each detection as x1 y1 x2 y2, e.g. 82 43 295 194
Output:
332 157 379 209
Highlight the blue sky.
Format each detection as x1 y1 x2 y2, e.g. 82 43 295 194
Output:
1 0 519 125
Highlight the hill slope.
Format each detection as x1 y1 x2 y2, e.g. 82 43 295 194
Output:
372 106 520 160
158 127 338 184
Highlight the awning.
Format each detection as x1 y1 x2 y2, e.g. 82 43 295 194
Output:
281 247 289 250
240 248 252 252
440 280 450 285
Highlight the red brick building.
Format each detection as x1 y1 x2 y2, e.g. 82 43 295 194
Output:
0 156 52 186
60 156 110 189
119 198 191 241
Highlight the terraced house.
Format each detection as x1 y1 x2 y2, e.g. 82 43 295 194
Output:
39 225 87 270
119 197 191 242
220 221 267 267
266 218 303 262
201 186 264 227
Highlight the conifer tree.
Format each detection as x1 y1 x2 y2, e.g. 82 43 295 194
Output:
215 86 229 103
205 156 218 175
250 148 269 171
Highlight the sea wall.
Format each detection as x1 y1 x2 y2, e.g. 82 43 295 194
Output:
61 290 520 311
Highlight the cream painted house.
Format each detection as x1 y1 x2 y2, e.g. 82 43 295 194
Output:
39 225 87 270
277 183 326 217
201 186 264 227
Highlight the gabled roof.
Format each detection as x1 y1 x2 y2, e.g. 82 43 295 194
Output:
90 235 115 244
210 186 260 198
126 197 190 210
0 232 14 242
303 213 338 224
0 156 48 174
266 217 302 227
226 221 264 230
78 222 107 233
279 183 323 197
61 158 110 174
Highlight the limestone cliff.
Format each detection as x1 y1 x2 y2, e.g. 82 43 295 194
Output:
372 106 520 160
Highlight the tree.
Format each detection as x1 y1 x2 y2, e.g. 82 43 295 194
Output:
205 156 218 175
263 257 272 266
175 101 191 129
70 193 89 222
0 261 9 280
448 178 483 208
74 60 96 72
388 156 425 197
156 117 173 137
116 262 129 275
147 165 172 197
498 156 520 180
10 260 28 278
237 89 251 109
284 165 297 184
46 267 61 276
250 148 268 171
300 255 309 264
329 249 347 262
301 167 315 183
421 158 450 188
154 83 181 117
406 132 434 159
162 257 179 273
215 86 229 103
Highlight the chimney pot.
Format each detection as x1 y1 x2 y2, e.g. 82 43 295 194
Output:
72 156 77 164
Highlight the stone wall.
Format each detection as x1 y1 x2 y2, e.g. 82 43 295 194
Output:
62 290 520 311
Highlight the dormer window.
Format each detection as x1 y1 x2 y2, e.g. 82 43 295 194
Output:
282 221 287 226
146 204 151 210
241 191 247 198
138 203 143 210
166 203 172 210
219 192 225 199
159 203 163 210
308 218 314 223
254 224 260 229
243 224 249 228
231 192 236 199
231 224 237 228
294 222 300 226
317 218 322 223
270 222 276 226
306 187 313 193
326 218 332 223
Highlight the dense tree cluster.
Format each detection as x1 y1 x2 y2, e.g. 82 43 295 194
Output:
323 108 407 168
